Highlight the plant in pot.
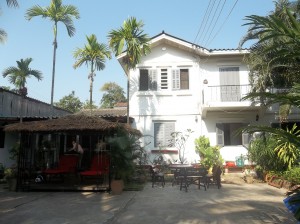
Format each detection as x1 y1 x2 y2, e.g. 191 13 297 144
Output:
107 127 144 194
194 136 224 172
5 142 20 191
4 166 17 191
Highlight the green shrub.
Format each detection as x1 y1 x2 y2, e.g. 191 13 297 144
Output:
283 167 300 184
248 135 287 172
194 136 223 169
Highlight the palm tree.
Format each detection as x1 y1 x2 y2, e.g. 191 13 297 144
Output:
240 0 300 94
240 85 300 173
26 0 79 117
73 34 111 112
108 17 150 123
2 58 43 122
1 0 19 44
6 0 19 8
240 1 300 120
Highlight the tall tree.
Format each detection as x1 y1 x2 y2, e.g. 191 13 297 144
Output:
54 91 82 113
240 0 300 92
2 58 43 90
108 17 150 123
73 34 111 112
2 58 43 122
26 0 80 117
1 0 19 44
100 82 126 108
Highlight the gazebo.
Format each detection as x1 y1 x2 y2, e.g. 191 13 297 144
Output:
4 114 140 191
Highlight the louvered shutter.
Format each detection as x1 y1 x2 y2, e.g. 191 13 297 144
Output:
154 123 163 147
165 123 175 147
149 69 157 90
216 123 224 146
154 122 175 147
172 69 180 90
219 67 240 101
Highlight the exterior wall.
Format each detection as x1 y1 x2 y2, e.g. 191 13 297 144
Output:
0 89 71 118
0 132 18 167
125 34 280 166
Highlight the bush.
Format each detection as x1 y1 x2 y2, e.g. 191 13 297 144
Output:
194 136 223 169
248 135 287 172
283 167 300 185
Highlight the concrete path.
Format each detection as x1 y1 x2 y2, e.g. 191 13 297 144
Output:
0 177 296 224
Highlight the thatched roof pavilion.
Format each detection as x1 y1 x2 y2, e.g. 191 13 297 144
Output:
4 114 140 135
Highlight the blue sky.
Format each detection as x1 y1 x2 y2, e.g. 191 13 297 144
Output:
0 0 275 106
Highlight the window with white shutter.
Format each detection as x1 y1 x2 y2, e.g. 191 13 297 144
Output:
149 69 157 90
172 69 180 90
160 69 168 90
139 69 157 91
172 69 189 90
216 123 249 146
219 67 240 101
154 122 175 147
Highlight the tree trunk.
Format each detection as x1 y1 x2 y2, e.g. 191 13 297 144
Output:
50 23 58 119
89 74 94 114
126 74 130 124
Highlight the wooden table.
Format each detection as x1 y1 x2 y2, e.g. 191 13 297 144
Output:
169 164 207 192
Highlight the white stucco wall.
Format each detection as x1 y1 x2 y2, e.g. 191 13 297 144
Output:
0 132 18 168
127 36 277 165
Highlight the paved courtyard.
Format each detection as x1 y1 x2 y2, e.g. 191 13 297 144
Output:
0 174 296 224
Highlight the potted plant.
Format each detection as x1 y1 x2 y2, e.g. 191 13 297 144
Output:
4 167 17 191
243 165 255 183
194 136 224 172
107 127 144 194
4 142 20 191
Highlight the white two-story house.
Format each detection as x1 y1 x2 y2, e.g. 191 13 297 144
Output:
116 31 282 165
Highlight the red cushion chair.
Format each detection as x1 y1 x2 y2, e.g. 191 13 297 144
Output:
44 154 79 181
80 154 110 180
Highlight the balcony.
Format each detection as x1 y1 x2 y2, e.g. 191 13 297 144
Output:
201 85 260 117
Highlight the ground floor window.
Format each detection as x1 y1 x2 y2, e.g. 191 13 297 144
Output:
0 128 4 148
154 122 175 148
216 123 249 147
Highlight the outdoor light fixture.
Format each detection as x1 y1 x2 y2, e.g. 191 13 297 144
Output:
203 79 208 84
195 115 198 122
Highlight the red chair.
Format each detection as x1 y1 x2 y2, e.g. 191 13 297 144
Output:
44 155 79 181
80 154 110 181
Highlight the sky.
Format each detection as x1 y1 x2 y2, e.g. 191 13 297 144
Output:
0 0 276 106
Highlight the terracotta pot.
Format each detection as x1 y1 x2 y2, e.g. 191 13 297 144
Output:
111 179 124 195
7 178 17 191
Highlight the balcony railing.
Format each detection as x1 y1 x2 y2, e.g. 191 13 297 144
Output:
203 85 251 104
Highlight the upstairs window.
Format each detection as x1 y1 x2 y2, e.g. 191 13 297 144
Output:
172 69 189 90
160 69 168 90
139 69 157 91
219 67 240 101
